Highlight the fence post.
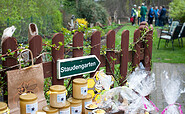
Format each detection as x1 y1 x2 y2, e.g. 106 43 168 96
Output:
106 30 115 75
90 31 101 77
120 30 129 85
52 33 64 85
144 25 153 71
132 29 141 69
29 35 42 64
72 32 84 78
2 37 17 101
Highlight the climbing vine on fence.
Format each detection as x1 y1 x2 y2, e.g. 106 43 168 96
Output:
0 24 153 101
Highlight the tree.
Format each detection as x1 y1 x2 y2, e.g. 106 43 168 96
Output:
169 0 185 23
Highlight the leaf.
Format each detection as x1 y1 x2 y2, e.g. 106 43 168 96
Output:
77 47 81 50
1 57 6 61
58 42 63 46
7 49 11 53
9 52 15 56
4 91 8 95
25 45 29 49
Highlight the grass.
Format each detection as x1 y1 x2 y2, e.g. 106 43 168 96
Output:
152 28 185 63
115 24 185 63
115 23 139 50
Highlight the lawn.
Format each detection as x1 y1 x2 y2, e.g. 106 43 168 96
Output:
115 24 185 63
115 23 138 50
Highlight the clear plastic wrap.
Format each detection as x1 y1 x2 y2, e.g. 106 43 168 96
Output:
127 68 158 114
97 70 114 90
97 86 139 113
161 71 183 114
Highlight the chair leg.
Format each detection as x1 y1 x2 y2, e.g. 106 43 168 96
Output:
181 37 183 47
157 38 161 49
178 37 181 48
172 39 174 50
165 40 169 47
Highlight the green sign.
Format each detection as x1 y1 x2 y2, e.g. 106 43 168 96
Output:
57 55 100 79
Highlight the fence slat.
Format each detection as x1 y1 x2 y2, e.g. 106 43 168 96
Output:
120 30 129 84
132 29 141 69
144 25 153 71
52 33 64 85
2 37 17 101
29 35 42 64
106 30 115 75
90 31 101 77
73 32 83 78
43 61 52 78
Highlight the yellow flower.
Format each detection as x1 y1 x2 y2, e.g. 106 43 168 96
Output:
76 18 88 27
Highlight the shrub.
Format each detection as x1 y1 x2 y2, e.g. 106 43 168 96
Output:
169 0 185 23
77 0 109 25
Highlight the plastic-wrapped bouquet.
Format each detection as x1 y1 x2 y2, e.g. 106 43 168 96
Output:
127 68 159 114
97 86 139 113
161 71 183 114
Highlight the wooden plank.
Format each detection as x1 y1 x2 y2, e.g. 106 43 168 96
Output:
100 50 132 67
100 55 105 67
2 37 17 101
120 30 129 84
52 33 64 85
90 31 101 77
29 35 42 64
144 25 153 71
132 29 140 69
140 21 148 26
72 32 83 78
106 30 115 75
43 61 52 78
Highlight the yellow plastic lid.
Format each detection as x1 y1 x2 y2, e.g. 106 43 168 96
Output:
50 85 66 92
0 102 7 111
73 78 87 84
86 93 92 99
92 109 106 114
85 103 98 110
19 93 37 101
67 97 82 104
42 105 58 113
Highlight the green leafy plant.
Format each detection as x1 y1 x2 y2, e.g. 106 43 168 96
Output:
169 0 185 23
77 0 109 25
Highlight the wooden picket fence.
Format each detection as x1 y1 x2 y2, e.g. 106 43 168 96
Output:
1 22 153 101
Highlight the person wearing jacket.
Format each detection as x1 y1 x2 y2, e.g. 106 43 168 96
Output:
154 6 159 26
148 6 154 25
159 5 167 26
137 6 141 25
131 4 137 26
140 3 147 22
158 6 162 26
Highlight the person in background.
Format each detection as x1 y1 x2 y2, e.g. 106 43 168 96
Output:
159 5 167 26
137 6 141 25
148 5 154 25
154 6 159 26
140 3 147 22
158 6 162 26
131 4 137 26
